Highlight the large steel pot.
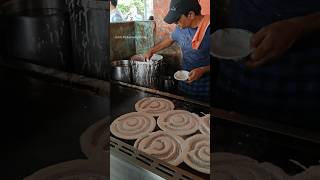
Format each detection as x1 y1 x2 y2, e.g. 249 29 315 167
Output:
131 54 163 89
0 0 72 70
111 60 132 83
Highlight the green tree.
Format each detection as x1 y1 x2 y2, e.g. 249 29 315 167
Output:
118 0 145 20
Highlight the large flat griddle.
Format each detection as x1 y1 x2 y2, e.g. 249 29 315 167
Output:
110 82 211 180
0 65 110 179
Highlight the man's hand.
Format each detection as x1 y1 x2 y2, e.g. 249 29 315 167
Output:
143 50 153 61
143 37 175 61
187 66 210 83
246 19 303 68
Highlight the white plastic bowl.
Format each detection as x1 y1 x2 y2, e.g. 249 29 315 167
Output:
174 70 189 81
211 28 254 61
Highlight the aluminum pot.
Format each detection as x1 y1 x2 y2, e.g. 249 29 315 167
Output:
111 60 132 83
131 54 163 89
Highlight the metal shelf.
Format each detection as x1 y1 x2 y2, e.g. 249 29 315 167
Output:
110 137 206 180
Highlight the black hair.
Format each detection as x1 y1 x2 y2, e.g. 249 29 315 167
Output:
111 0 117 7
148 16 154 20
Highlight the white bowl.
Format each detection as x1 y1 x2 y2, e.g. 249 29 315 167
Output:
211 28 254 61
150 54 163 61
174 70 189 81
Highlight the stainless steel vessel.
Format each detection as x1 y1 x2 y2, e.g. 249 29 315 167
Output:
111 60 132 83
131 54 163 89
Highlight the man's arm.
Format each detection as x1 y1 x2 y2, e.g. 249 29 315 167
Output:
292 12 320 37
247 12 320 68
143 37 175 60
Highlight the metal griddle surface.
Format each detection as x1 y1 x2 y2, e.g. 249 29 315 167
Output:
0 67 110 179
111 83 210 180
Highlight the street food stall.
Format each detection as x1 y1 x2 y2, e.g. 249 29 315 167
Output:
109 0 320 179
1 0 320 179
0 0 110 179
109 0 211 179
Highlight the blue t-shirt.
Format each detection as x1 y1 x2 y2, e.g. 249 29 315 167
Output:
110 9 124 22
171 25 211 101
171 26 210 70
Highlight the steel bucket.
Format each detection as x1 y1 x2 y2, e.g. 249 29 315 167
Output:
131 54 163 89
111 60 132 83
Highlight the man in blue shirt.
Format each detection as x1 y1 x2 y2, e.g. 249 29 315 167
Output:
144 0 210 102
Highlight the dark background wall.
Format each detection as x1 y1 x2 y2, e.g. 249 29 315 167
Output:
214 0 230 30
110 22 136 61
65 0 109 79
110 21 155 61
